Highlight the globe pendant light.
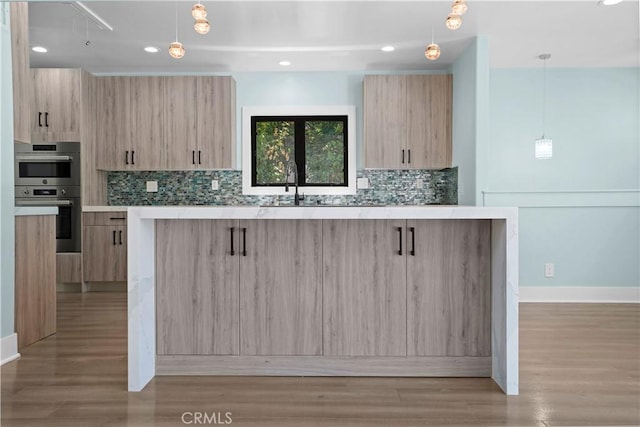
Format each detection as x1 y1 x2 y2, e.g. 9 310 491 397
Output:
192 2 207 20
446 13 462 30
425 28 441 61
451 0 468 16
194 18 210 34
169 0 185 59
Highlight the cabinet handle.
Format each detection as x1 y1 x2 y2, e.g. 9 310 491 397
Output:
125 151 129 165
109 217 126 221
402 149 405 164
409 227 415 256
397 227 403 256
119 230 123 245
38 112 43 127
112 230 116 245
408 149 411 164
45 112 49 128
230 227 235 256
192 150 196 165
241 227 247 257
198 150 202 165
131 150 135 165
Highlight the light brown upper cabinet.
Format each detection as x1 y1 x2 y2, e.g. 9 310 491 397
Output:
31 68 82 143
95 76 236 170
195 76 236 169
364 74 452 169
10 2 31 144
164 76 236 169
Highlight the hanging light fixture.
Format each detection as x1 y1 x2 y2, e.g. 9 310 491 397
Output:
192 2 207 20
194 18 210 34
451 0 468 16
445 13 462 30
425 28 441 61
535 53 553 159
169 0 185 59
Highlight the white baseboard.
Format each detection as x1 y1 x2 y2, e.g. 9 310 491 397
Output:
1 333 20 365
520 286 640 303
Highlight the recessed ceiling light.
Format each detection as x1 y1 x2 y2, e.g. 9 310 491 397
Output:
381 46 395 52
279 61 291 66
32 46 47 53
144 46 159 53
598 0 623 4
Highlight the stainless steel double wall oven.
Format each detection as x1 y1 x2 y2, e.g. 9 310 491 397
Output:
15 142 81 253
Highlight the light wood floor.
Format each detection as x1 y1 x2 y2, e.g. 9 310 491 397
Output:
1 293 639 426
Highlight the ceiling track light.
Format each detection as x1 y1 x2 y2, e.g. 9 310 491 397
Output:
169 0 185 59
451 0 468 15
66 1 113 31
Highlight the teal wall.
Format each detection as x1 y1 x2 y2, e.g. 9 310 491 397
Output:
450 36 490 206
1 2 16 339
486 68 640 287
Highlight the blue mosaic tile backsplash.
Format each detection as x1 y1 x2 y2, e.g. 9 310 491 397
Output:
107 168 457 206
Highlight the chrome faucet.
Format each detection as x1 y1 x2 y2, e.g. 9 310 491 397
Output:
284 160 304 205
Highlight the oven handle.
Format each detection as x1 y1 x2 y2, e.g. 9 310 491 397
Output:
16 155 73 162
16 200 73 207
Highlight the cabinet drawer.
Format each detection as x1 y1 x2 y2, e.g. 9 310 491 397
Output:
83 212 128 226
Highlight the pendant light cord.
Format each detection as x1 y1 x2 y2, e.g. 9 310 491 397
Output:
542 57 546 138
175 0 178 42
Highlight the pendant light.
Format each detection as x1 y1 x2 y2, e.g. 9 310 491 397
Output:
451 0 468 16
194 18 210 34
425 28 441 61
169 0 185 59
192 2 207 20
445 13 462 30
535 53 553 159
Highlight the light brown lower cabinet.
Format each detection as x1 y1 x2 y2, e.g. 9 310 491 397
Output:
406 220 491 356
156 220 239 355
155 219 490 360
155 219 323 356
322 219 407 356
239 220 323 356
56 253 83 283
82 225 127 282
15 215 56 350
82 212 128 283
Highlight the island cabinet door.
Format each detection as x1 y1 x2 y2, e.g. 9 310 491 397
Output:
239 220 323 356
323 219 407 356
156 219 240 355
406 219 491 357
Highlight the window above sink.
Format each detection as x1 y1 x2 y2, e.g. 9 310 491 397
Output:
242 106 357 196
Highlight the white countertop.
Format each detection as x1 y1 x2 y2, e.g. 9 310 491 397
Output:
83 206 128 212
129 205 517 220
14 206 59 216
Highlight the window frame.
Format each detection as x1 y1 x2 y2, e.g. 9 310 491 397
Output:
250 115 349 188
242 106 357 196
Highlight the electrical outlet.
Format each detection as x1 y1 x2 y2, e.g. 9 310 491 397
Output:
357 177 369 189
146 181 158 192
544 263 554 278
415 178 424 189
211 180 219 190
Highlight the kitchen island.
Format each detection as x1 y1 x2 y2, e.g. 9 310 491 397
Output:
127 206 518 395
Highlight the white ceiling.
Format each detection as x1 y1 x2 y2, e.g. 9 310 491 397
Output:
27 1 640 73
